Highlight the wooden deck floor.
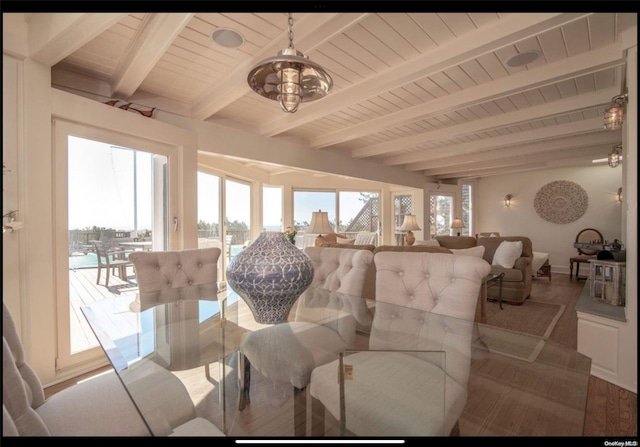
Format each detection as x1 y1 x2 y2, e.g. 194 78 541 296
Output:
69 265 139 353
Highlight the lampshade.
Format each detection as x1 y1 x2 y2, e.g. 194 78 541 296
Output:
608 144 622 168
603 93 628 131
247 13 333 113
451 218 465 236
308 210 335 235
398 214 421 232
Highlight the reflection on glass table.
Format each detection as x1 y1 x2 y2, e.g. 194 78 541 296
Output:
81 285 591 437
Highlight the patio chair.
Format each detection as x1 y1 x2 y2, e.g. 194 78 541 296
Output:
94 241 133 288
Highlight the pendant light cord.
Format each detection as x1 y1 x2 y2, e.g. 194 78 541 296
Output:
287 13 295 49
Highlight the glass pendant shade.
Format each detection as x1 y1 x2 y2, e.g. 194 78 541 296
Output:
247 14 332 113
603 93 628 131
608 145 622 168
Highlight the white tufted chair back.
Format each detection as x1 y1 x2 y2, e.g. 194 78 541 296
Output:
299 247 375 344
129 248 221 293
371 252 490 385
304 246 374 296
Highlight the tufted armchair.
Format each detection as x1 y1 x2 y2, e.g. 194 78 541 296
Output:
238 247 374 436
309 251 490 436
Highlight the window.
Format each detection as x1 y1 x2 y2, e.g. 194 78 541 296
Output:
461 183 472 237
429 194 454 238
263 186 283 231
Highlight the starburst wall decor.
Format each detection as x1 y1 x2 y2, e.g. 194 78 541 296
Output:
534 180 588 224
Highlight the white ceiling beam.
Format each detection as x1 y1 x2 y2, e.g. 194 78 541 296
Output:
386 118 606 166
191 13 369 120
27 13 127 66
111 13 194 100
260 12 592 137
352 87 618 159
409 131 620 172
422 145 613 176
312 44 624 149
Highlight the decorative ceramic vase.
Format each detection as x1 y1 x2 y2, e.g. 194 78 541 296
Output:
226 231 314 324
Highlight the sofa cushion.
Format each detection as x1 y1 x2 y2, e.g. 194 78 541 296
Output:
435 236 477 250
450 246 485 258
414 239 440 246
492 240 523 268
489 266 523 282
335 237 356 245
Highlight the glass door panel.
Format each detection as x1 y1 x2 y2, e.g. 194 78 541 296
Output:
67 136 168 355
225 178 252 265
197 171 223 283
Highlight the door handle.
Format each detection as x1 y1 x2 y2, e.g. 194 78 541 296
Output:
173 216 178 231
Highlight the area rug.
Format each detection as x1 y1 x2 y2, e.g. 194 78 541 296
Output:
478 299 565 363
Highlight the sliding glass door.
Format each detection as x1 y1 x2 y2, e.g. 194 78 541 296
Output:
54 121 176 371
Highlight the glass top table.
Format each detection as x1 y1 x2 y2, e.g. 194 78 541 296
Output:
81 284 591 438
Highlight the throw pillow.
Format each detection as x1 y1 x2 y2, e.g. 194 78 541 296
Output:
335 237 356 245
414 239 440 247
492 240 523 268
489 233 498 237
450 246 485 258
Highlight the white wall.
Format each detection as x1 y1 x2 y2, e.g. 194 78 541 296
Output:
476 165 623 274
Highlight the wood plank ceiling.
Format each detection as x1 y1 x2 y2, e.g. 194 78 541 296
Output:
43 11 636 182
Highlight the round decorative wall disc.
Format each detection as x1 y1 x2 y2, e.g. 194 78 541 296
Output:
534 180 588 224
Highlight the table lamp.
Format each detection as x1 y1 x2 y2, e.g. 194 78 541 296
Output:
399 214 421 246
451 218 465 236
308 210 335 247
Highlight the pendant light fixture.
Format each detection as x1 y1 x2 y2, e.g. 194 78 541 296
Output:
603 91 628 131
608 144 622 168
247 13 333 113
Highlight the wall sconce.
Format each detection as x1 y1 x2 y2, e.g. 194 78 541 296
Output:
504 194 513 207
617 187 623 203
603 91 628 131
3 210 24 234
608 144 622 168
450 218 465 236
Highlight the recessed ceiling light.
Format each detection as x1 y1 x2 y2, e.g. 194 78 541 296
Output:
506 50 540 67
211 28 245 49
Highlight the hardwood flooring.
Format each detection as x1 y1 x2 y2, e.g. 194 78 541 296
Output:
44 273 636 437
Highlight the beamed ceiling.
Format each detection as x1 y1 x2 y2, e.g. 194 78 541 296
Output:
15 11 637 182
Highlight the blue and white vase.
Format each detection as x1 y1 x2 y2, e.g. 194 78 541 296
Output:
226 231 314 324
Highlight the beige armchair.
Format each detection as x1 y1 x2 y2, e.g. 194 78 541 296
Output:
476 236 533 304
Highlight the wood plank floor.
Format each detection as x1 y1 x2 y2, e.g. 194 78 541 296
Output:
50 271 636 437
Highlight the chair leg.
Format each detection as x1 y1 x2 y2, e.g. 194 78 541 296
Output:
96 265 102 284
105 266 110 287
311 395 326 436
293 386 307 437
569 260 574 279
237 351 251 411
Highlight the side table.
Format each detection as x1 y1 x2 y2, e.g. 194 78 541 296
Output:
486 272 505 310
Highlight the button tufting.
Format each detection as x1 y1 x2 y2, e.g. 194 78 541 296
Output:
167 283 172 287
198 263 202 267
398 271 403 276
156 265 160 270
177 264 182 269
188 280 193 285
